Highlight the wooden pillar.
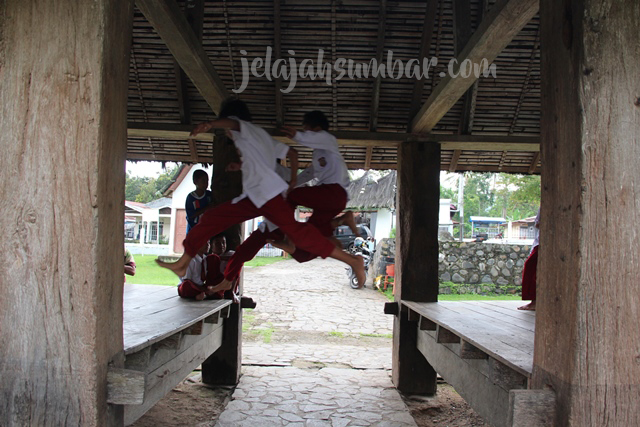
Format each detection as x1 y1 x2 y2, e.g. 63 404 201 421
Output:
534 0 640 424
202 133 244 385
0 1 133 425
392 141 441 394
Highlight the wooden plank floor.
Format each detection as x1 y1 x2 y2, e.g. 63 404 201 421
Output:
403 300 535 377
123 284 232 355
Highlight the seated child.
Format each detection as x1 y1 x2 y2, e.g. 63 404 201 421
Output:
205 234 236 300
177 242 215 300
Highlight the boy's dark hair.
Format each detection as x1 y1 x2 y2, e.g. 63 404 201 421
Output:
303 110 329 131
193 169 208 183
219 98 252 121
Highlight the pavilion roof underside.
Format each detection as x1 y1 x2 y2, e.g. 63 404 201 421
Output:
127 0 541 174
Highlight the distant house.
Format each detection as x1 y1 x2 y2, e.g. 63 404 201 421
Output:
346 171 455 241
124 197 172 254
508 215 537 240
468 216 506 239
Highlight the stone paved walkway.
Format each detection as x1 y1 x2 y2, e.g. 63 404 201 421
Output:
215 257 416 427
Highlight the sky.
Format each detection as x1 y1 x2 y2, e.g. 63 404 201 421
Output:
126 160 462 191
126 161 178 178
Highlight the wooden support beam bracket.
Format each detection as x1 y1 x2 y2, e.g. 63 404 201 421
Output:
107 367 146 405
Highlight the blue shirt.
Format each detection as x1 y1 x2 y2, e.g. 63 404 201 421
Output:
186 190 213 233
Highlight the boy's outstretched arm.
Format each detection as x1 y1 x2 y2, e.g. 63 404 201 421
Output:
191 118 240 136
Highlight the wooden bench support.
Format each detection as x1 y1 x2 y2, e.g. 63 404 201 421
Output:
204 312 220 324
124 322 224 425
107 368 146 405
460 340 489 360
436 326 461 344
419 317 437 331
490 359 528 391
507 389 556 427
417 328 511 427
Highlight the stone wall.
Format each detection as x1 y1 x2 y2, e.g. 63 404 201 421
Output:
439 241 531 286
371 239 531 290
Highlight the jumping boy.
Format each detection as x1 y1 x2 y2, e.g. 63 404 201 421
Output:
186 169 214 234
156 99 365 288
270 111 359 271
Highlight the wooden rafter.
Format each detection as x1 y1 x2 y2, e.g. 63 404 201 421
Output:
528 152 540 174
136 0 229 114
188 138 199 162
408 0 439 128
174 0 204 125
364 147 373 170
274 0 284 127
369 0 387 132
449 150 462 172
411 0 539 133
127 122 539 151
508 27 540 135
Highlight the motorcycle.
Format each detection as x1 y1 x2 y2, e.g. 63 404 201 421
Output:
346 237 374 289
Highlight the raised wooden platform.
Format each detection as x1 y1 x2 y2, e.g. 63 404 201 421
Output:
122 284 232 425
402 300 536 427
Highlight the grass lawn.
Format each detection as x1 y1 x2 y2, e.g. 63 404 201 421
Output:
381 287 521 302
126 255 286 286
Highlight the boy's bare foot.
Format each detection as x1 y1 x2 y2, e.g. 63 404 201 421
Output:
156 256 191 278
518 301 536 311
195 292 207 301
205 278 234 295
341 211 360 237
268 237 296 253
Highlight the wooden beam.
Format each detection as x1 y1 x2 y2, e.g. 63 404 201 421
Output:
528 152 540 174
106 368 146 405
136 0 229 113
449 150 462 172
188 138 199 162
173 0 204 125
454 0 480 135
411 0 539 132
407 0 439 127
127 122 540 150
364 146 373 170
507 390 556 427
369 0 387 131
392 141 441 394
273 0 284 127
1 1 133 424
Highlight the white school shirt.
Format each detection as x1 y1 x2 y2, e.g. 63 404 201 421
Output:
181 254 205 286
229 119 290 208
292 130 350 190
532 208 540 249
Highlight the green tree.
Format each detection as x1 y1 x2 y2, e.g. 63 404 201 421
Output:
126 165 180 203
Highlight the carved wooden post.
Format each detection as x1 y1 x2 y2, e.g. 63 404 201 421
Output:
202 133 244 385
0 1 133 425
535 0 640 424
392 141 441 394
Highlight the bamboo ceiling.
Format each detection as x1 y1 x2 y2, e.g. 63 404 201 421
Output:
127 0 541 174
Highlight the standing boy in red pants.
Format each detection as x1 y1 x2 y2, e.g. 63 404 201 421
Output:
156 99 365 289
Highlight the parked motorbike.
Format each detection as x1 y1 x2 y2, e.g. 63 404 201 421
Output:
346 237 375 289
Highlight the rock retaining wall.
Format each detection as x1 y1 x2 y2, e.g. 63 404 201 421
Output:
439 242 531 287
371 239 531 291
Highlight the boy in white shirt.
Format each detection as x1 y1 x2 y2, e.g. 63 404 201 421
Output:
275 111 359 268
156 99 365 289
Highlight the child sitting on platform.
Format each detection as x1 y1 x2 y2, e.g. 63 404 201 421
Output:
177 241 217 300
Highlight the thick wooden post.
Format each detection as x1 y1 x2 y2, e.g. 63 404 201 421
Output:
202 134 244 385
392 141 441 394
535 0 640 425
0 1 133 425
